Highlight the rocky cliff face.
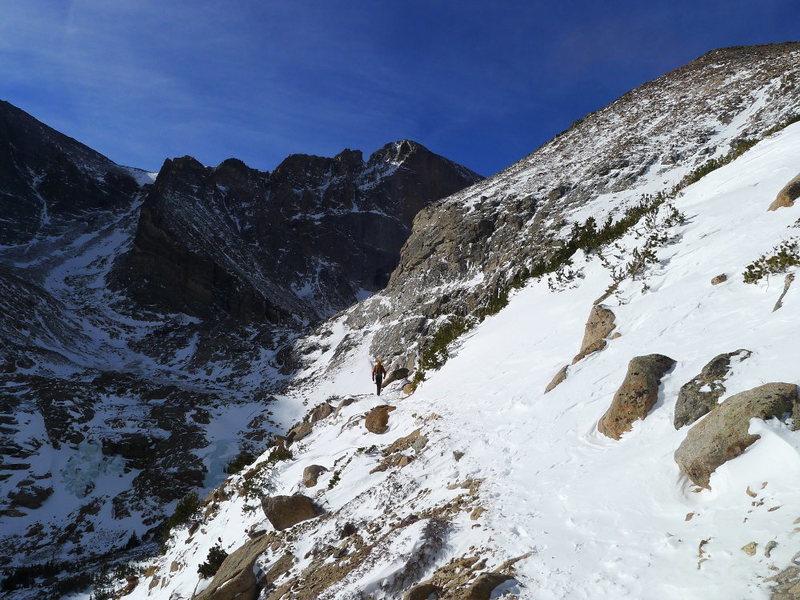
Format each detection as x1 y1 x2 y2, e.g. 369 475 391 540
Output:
112 140 481 324
313 42 800 369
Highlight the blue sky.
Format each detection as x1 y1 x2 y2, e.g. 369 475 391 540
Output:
1 1 798 176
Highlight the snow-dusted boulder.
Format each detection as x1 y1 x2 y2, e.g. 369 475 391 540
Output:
768 171 800 211
598 354 676 439
261 494 322 531
365 405 396 434
674 349 751 428
309 402 334 424
302 465 327 488
674 383 799 488
382 367 410 388
572 305 617 364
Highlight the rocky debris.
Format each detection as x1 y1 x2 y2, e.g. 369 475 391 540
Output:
194 532 281 600
365 405 396 434
302 465 328 488
768 557 800 599
404 583 443 599
598 354 676 439
261 494 322 531
466 572 515 600
309 403 334 424
573 305 617 364
382 368 410 388
742 542 758 556
774 273 795 312
674 383 799 488
674 349 752 428
711 273 728 285
766 541 779 558
768 172 800 211
544 365 569 393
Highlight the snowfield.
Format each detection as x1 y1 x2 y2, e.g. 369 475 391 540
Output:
116 123 800 599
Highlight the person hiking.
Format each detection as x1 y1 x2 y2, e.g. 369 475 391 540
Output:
372 360 387 396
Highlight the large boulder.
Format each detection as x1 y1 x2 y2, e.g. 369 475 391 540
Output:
194 534 286 600
309 403 334 424
382 368 410 389
261 494 321 531
674 349 752 428
572 305 617 364
466 573 515 600
598 354 676 439
768 172 800 211
674 383 798 488
365 405 396 434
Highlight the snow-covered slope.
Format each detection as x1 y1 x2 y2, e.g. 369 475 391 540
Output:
114 87 800 600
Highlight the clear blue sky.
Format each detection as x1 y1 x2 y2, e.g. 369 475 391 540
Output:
1 0 798 176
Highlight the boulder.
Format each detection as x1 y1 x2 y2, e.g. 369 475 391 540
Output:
572 305 616 363
365 405 396 434
544 365 569 393
7 484 54 510
768 172 800 211
403 583 443 600
261 494 321 531
309 403 334 424
598 354 676 439
711 273 727 285
302 465 327 488
382 368 410 388
194 534 286 600
674 383 798 488
466 572 514 600
674 349 751 428
287 421 313 444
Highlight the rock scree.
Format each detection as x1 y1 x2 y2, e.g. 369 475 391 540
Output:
674 382 799 488
674 349 752 429
598 354 676 439
260 494 322 531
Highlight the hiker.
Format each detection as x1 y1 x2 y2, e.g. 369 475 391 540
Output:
372 360 387 396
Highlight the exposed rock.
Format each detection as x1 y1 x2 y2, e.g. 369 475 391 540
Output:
302 465 327 488
768 172 800 211
544 365 569 393
287 421 313 444
382 368 410 388
194 533 280 600
261 494 322 531
403 583 443 600
572 305 617 364
466 572 514 600
711 273 728 285
365 405 396 434
774 273 795 312
309 403 334 424
742 542 758 556
674 349 752 428
402 382 417 395
383 429 427 455
598 354 676 439
7 484 53 510
768 562 800 599
766 540 778 558
674 383 799 488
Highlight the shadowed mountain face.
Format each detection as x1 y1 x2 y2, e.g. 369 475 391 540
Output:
112 141 482 324
0 100 142 247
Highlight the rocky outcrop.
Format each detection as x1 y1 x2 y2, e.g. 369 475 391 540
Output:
309 403 334 424
674 383 798 488
113 142 481 324
674 349 751 428
365 405 396 434
261 494 322 531
382 368 410 388
768 172 800 211
598 354 676 439
544 365 569 394
403 583 443 600
466 573 515 600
